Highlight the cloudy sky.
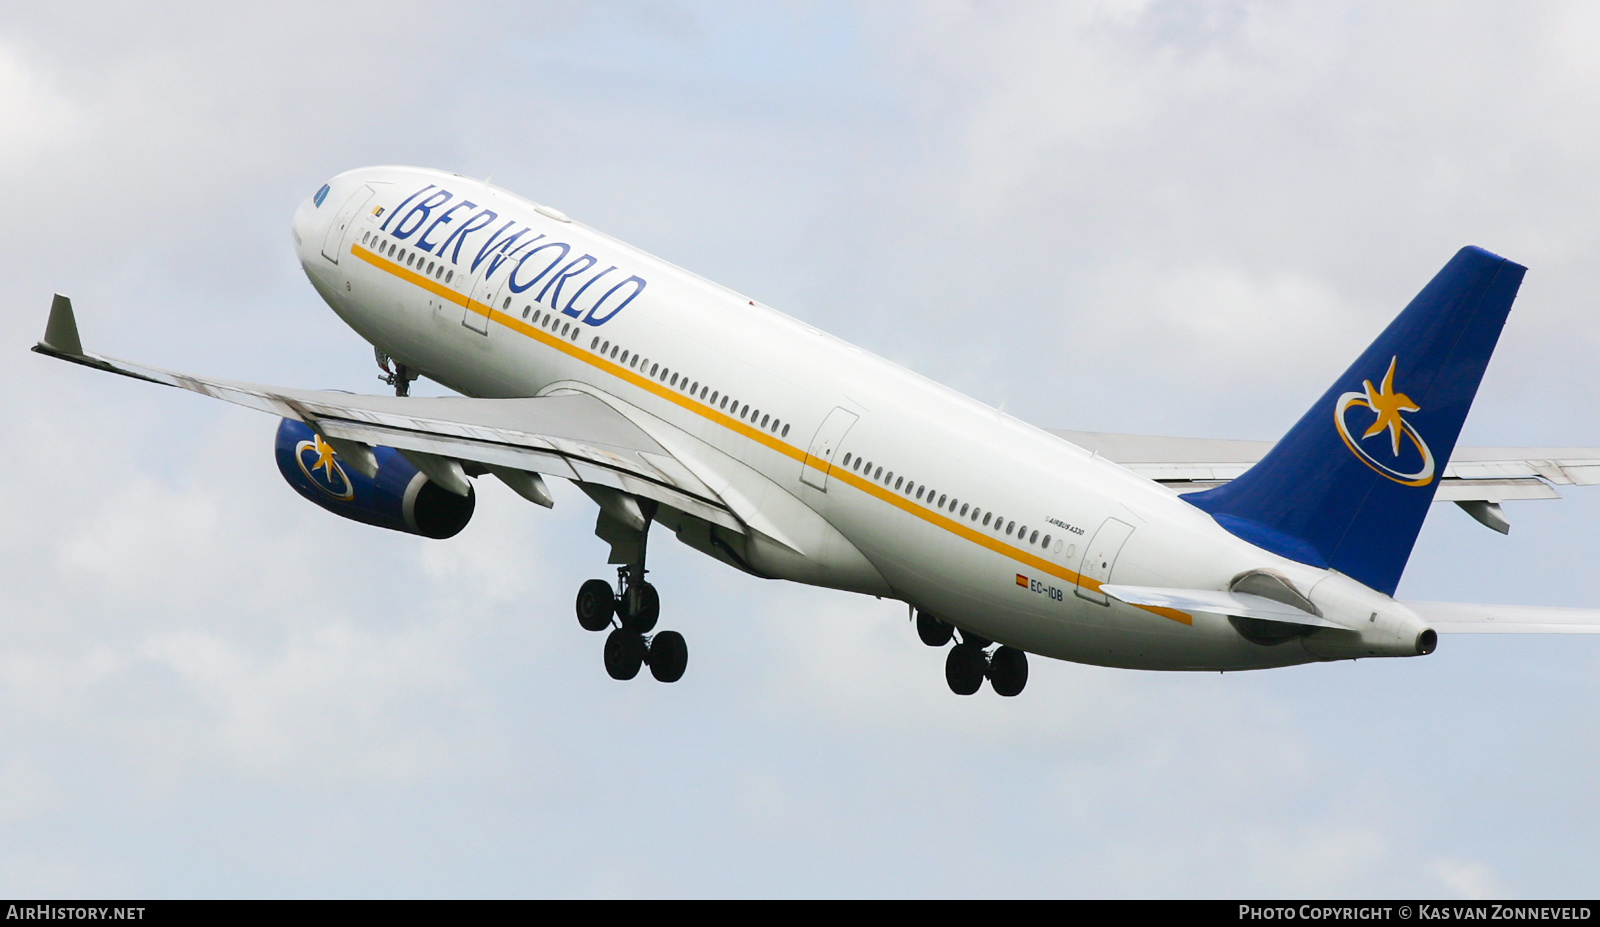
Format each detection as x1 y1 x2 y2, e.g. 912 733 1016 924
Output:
2 1 1598 898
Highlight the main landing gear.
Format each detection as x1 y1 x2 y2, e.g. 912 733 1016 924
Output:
916 609 1028 697
574 491 688 683
576 569 688 685
575 571 688 682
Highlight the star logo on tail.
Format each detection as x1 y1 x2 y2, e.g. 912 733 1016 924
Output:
1334 356 1436 487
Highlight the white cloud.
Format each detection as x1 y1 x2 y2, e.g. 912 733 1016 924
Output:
1431 857 1507 900
0 44 79 169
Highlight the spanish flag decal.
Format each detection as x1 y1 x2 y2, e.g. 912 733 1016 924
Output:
1015 573 1028 588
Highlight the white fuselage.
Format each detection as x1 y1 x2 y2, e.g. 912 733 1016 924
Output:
291 166 1428 671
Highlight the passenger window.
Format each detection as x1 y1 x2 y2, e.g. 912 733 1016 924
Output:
502 297 511 310
781 424 789 438
915 486 925 500
887 472 896 485
1006 521 1015 536
670 373 679 387
938 494 947 507
650 363 659 377
620 351 629 365
718 395 726 409
760 414 769 428
874 467 883 480
591 337 600 349
741 404 750 419
843 453 852 467
1033 531 1042 545
446 270 453 283
522 305 532 319
982 512 991 526
630 354 639 368
611 346 619 359
427 261 435 274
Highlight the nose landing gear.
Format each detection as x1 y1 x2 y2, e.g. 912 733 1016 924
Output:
375 348 416 397
917 609 1029 697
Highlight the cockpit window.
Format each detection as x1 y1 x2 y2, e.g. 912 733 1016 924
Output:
314 184 330 207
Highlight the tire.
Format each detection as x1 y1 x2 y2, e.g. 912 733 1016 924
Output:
989 646 1029 697
576 579 616 632
647 630 688 683
916 610 954 647
603 628 645 680
622 582 660 633
945 644 986 696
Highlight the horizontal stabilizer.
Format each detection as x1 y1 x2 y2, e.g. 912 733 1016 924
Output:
1100 584 1351 630
1406 601 1600 634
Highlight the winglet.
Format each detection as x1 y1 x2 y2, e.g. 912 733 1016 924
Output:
38 294 84 357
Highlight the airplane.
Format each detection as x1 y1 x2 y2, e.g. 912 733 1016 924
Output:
32 165 1600 696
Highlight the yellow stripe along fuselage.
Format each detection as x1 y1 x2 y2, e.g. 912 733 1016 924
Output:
351 240 1192 626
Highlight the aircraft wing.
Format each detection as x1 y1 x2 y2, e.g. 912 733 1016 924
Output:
32 296 745 534
1052 429 1600 533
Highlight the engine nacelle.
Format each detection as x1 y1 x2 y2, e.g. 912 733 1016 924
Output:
274 418 474 538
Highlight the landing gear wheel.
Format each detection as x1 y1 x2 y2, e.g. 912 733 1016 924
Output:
576 579 616 632
916 610 954 647
622 581 660 633
647 630 688 683
945 644 986 696
988 646 1029 697
603 629 646 680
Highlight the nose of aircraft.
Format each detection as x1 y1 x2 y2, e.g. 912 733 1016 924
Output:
290 181 333 267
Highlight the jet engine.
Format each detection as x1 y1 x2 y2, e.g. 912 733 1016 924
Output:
274 418 473 538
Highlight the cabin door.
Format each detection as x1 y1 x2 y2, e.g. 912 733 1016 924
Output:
1075 518 1135 605
321 185 376 264
801 407 859 491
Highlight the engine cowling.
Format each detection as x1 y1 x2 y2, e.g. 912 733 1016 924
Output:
274 418 474 538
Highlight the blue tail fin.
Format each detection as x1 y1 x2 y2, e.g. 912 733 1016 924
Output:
1185 246 1527 595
